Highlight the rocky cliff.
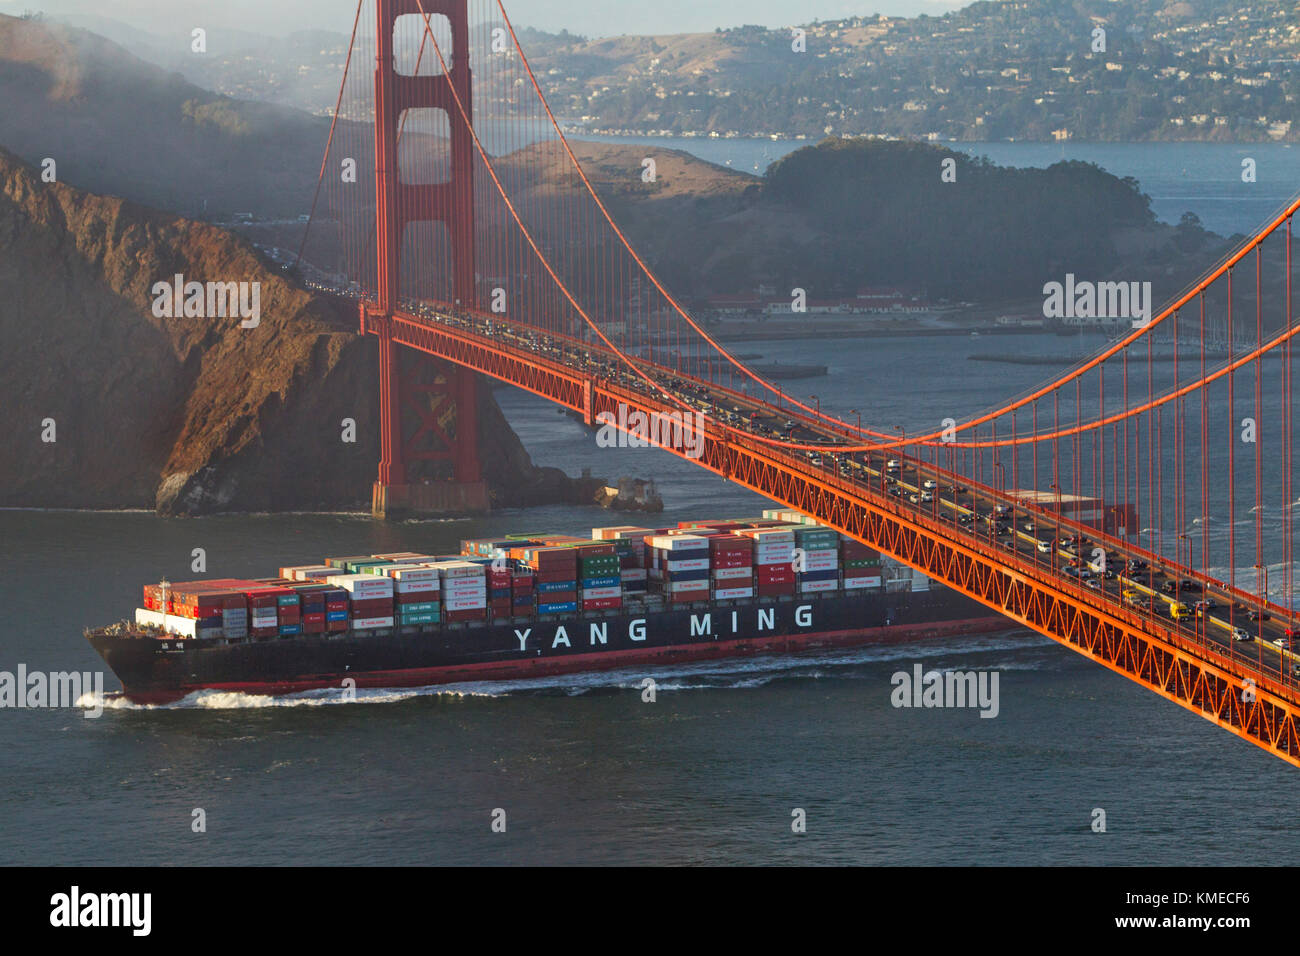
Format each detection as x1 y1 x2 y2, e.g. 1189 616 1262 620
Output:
0 148 579 514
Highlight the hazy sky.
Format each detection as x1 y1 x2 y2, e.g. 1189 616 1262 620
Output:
3 0 966 38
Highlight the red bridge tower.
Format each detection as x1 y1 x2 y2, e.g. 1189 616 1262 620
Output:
360 0 489 517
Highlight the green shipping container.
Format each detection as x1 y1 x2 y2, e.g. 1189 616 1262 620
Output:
399 601 438 614
400 612 439 625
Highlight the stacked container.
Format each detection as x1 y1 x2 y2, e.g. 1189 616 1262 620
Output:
612 530 650 598
147 580 254 639
274 588 302 637
510 570 536 615
435 561 488 622
841 539 884 590
327 573 394 629
523 546 578 615
577 542 621 611
391 565 440 627
743 527 797 596
292 584 328 635
709 534 754 600
794 525 841 594
488 564 513 618
324 586 349 632
648 534 711 604
245 588 286 639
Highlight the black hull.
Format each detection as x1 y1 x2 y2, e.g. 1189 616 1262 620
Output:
87 588 1012 702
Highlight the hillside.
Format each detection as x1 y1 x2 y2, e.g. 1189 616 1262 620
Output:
93 2 1300 144
0 147 578 514
0 12 327 218
486 137 1227 305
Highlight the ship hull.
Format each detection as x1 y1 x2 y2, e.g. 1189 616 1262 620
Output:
88 589 1013 703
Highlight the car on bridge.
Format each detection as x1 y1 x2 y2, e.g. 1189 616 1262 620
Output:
1232 627 1253 643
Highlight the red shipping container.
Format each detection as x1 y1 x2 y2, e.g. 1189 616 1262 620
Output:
327 620 349 633
581 597 622 610
396 591 438 605
668 592 709 604
350 598 393 615
535 568 577 584
446 608 488 622
539 589 577 603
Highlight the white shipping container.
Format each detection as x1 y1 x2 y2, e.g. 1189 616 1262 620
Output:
798 579 839 593
292 566 337 581
443 597 487 611
581 585 621 600
620 568 648 582
665 557 710 572
390 567 438 583
431 561 486 578
711 586 754 600
802 552 839 571
395 581 439 595
326 574 394 595
712 566 754 581
667 580 711 593
351 616 395 629
743 530 794 544
443 581 488 596
648 535 708 551
843 575 883 590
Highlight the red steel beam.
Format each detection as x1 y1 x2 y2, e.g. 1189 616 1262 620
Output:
373 308 1300 768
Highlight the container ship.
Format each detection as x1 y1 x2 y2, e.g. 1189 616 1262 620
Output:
86 511 1011 703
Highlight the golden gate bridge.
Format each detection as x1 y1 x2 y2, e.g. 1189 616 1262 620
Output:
295 0 1300 766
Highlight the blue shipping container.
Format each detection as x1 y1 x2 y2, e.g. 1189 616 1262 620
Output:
538 601 578 614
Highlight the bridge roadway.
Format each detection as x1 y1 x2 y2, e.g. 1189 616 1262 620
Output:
367 296 1300 761
399 301 1297 667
